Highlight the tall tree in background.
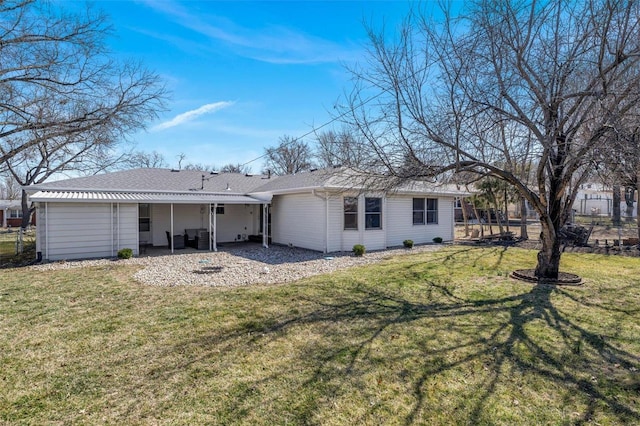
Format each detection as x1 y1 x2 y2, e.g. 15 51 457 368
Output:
263 135 314 175
220 163 252 174
602 121 640 238
125 151 168 169
315 128 368 168
0 0 166 230
340 1 640 279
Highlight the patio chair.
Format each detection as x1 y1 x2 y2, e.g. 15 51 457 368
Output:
166 231 185 249
184 228 204 248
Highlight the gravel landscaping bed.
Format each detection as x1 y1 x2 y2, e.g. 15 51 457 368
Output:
30 244 445 287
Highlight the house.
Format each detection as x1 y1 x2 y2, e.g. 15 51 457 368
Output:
0 199 36 228
25 168 470 261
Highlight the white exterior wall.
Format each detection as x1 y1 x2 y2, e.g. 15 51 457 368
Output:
386 196 454 246
216 204 256 242
40 202 138 261
270 193 326 251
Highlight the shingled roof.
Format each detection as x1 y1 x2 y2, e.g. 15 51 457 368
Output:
29 168 271 194
26 167 470 202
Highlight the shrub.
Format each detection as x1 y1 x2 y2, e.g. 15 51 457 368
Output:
117 248 133 259
403 239 414 248
432 237 443 244
352 244 365 257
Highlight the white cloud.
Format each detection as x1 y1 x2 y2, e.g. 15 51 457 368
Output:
139 1 362 65
153 101 234 131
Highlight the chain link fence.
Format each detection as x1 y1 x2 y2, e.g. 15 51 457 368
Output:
0 228 36 267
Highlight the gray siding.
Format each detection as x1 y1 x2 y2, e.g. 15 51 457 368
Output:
42 202 138 261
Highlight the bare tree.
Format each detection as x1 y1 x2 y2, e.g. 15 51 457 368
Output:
125 150 168 169
263 135 315 175
314 128 368 168
602 121 640 238
0 0 166 166
182 162 217 172
0 174 21 200
339 1 640 279
220 163 252 174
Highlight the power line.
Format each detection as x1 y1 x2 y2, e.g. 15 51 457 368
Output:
239 90 383 168
240 61 431 169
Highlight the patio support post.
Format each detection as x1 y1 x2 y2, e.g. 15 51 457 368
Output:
208 203 212 251
45 202 49 260
170 203 174 253
213 203 217 252
262 203 269 249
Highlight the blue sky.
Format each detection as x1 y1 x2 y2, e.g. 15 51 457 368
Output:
91 1 417 172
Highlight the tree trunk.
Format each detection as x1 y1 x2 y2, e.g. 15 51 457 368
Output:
461 198 470 237
20 190 30 230
535 226 562 279
636 183 640 240
535 175 565 280
504 187 510 234
472 203 484 237
486 208 494 234
625 186 635 221
612 185 621 227
493 200 505 234
520 197 529 240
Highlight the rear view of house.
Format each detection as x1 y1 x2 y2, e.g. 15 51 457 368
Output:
25 167 469 261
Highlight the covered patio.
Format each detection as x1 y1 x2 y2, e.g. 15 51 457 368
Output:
29 190 271 261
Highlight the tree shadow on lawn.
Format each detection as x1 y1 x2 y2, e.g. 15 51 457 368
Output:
147 249 640 424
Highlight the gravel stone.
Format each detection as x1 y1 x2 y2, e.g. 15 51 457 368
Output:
30 244 445 287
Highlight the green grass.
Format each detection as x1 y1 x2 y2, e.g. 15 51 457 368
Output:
1 246 639 425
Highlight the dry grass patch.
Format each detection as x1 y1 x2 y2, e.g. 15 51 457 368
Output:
1 247 639 424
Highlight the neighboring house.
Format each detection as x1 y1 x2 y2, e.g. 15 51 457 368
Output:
573 183 638 218
0 199 36 228
24 168 469 261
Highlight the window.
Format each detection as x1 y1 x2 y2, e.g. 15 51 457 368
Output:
365 197 382 229
413 198 425 225
413 198 438 225
426 198 438 224
215 204 225 215
138 204 150 232
344 197 358 230
8 209 22 219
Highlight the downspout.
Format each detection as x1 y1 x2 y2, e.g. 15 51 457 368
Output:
110 203 114 257
312 190 329 253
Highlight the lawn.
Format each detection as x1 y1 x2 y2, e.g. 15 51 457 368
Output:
1 246 639 425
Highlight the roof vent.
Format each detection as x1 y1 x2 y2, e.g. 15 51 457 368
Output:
170 169 180 172
245 173 253 177
225 183 231 191
210 171 219 175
